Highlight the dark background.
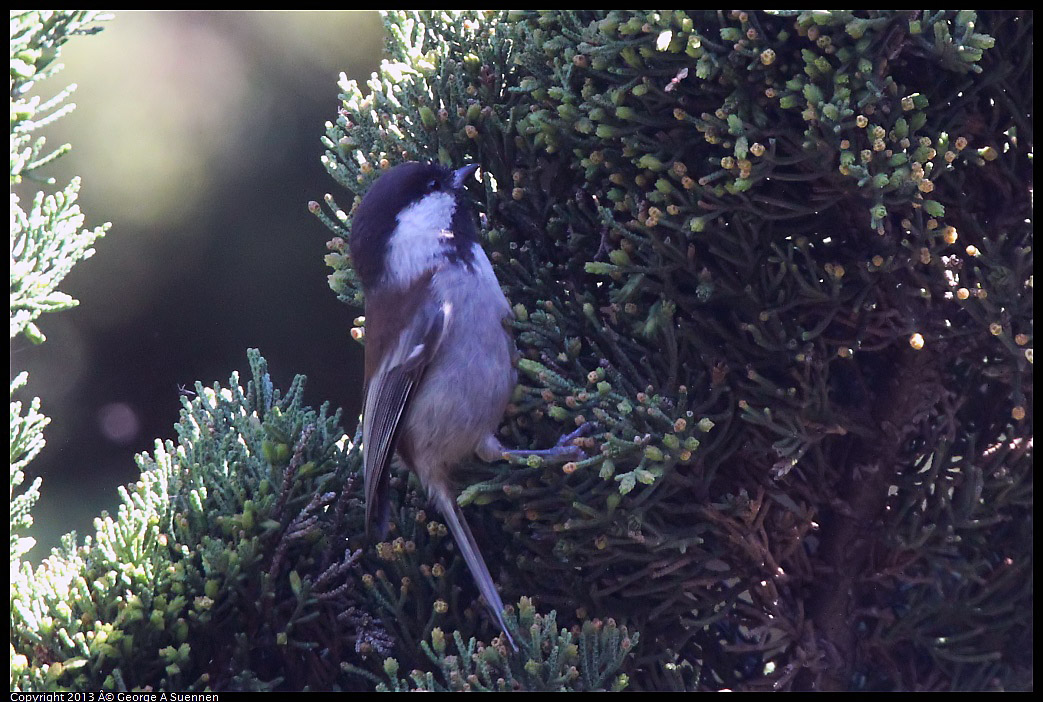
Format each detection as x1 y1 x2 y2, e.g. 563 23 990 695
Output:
13 11 383 559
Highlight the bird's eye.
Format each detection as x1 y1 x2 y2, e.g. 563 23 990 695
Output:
426 178 440 192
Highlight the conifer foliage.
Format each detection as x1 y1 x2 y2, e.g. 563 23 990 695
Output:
317 11 1031 691
9 10 1030 693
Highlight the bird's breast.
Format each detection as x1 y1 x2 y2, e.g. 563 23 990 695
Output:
400 247 516 477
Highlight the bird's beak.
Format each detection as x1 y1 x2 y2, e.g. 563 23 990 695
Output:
452 163 480 189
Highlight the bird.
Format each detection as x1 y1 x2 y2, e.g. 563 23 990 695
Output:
349 160 586 651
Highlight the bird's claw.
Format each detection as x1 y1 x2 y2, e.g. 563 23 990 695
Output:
498 422 597 465
556 421 594 446
555 421 595 461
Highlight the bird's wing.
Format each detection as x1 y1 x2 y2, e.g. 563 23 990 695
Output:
362 298 451 536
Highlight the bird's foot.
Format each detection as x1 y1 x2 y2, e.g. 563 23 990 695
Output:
500 422 594 465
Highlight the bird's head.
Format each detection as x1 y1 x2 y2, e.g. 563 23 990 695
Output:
349 161 481 291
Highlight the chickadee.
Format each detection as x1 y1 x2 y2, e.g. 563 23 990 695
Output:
349 161 585 650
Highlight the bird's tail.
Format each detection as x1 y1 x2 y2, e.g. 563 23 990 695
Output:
432 490 518 651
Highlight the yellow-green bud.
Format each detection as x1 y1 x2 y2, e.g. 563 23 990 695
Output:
419 105 437 129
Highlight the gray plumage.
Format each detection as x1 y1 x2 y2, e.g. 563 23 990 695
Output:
353 162 518 649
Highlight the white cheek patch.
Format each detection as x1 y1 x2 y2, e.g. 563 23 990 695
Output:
385 192 456 287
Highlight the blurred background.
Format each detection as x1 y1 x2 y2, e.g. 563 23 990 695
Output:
13 10 384 559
